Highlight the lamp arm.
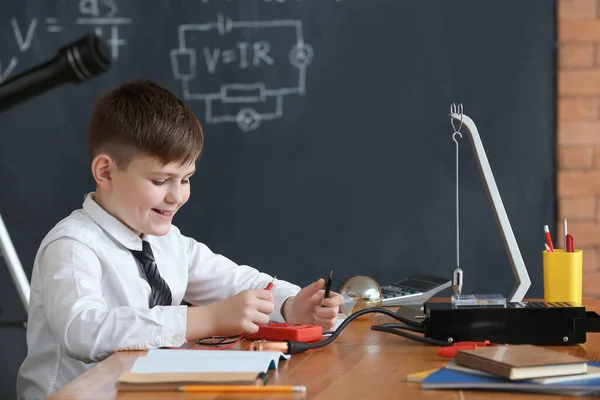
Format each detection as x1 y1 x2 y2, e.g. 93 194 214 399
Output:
450 112 531 302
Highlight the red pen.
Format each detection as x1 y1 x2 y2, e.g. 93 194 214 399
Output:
566 234 574 253
437 340 491 358
544 225 554 252
265 276 276 291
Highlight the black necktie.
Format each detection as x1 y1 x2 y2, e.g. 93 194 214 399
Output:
130 240 172 307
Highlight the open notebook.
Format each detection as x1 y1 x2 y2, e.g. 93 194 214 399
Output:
116 349 291 391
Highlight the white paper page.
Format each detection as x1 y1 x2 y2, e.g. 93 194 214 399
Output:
130 350 290 374
147 349 290 362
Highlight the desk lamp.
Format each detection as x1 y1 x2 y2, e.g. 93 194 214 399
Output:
420 105 600 345
447 106 530 303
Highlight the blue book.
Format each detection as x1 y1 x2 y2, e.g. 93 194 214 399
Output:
422 362 600 397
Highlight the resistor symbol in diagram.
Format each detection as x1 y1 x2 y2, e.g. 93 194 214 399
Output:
170 14 313 131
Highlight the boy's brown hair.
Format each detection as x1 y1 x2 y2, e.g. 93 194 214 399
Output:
88 79 203 169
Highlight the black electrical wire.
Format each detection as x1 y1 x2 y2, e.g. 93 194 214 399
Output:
198 307 447 353
196 335 241 346
372 322 425 334
285 307 433 354
370 324 450 346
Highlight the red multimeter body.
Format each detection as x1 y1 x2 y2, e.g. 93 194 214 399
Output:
245 323 323 342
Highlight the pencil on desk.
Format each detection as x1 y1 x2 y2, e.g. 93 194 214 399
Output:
178 385 306 393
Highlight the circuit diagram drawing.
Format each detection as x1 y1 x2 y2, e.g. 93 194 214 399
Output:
170 14 313 131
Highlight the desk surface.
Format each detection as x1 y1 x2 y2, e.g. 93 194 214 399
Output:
48 300 600 400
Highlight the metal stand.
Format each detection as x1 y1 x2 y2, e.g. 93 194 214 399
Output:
0 211 30 317
0 35 111 329
449 107 531 303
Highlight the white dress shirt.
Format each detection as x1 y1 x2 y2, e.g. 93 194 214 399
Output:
16 193 300 400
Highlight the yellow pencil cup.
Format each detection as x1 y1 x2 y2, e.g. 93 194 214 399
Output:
542 249 582 305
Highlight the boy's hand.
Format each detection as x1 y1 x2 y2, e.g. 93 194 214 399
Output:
207 289 275 336
282 278 344 330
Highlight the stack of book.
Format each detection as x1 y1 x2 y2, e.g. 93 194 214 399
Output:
412 345 600 396
115 349 291 392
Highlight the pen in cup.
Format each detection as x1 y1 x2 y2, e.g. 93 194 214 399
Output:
544 225 554 252
564 217 568 252
566 234 574 253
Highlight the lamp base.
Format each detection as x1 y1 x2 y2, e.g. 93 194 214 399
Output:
423 300 600 345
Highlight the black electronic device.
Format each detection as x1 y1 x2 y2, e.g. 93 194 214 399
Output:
422 301 600 345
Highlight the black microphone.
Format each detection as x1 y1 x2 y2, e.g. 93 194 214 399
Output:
0 33 111 112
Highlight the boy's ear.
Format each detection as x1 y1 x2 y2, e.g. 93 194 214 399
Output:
91 154 114 190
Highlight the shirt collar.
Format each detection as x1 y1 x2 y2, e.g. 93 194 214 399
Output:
82 192 145 251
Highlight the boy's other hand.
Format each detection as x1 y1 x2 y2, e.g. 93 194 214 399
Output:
208 289 275 336
282 278 344 330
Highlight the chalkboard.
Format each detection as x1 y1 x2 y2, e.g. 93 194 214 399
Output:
0 0 555 397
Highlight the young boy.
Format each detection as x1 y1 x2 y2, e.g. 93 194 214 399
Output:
16 80 343 400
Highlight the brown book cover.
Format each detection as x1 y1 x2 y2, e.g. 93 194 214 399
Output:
454 345 588 380
116 371 267 391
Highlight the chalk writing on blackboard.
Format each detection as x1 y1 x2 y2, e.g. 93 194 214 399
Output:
1 17 55 83
76 0 131 60
0 0 130 83
0 58 17 84
171 14 313 131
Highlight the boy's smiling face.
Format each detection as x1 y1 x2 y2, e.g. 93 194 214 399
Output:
93 154 196 237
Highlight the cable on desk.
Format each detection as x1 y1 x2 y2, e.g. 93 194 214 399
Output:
194 334 249 350
196 335 242 346
372 323 424 333
250 307 429 355
370 324 449 346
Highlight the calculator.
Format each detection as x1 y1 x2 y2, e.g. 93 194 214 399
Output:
380 273 452 306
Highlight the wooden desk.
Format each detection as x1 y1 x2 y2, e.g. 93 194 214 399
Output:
48 301 600 399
